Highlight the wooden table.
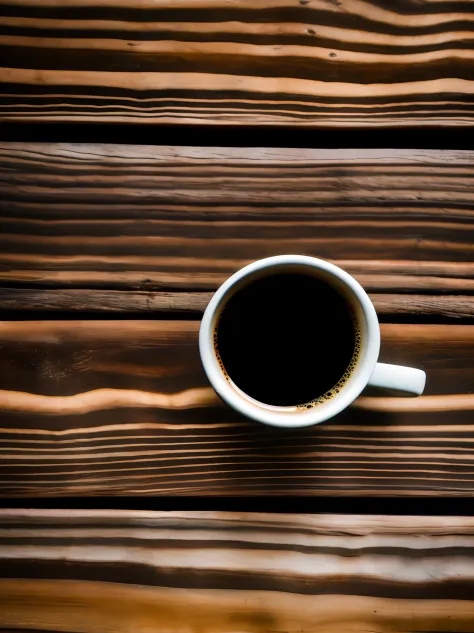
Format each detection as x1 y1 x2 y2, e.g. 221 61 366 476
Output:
1 1 474 631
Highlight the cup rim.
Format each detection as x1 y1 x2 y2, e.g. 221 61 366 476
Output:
199 255 380 428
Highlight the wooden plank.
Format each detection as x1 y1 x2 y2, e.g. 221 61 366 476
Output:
0 288 212 314
1 320 474 497
1 510 474 633
2 143 474 317
4 289 474 319
1 0 474 126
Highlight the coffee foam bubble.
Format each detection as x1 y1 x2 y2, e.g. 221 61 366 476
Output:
213 331 227 375
214 311 361 412
296 317 361 411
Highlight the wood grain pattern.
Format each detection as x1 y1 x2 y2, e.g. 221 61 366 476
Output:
1 510 474 633
4 289 474 319
2 0 474 126
1 320 474 497
2 143 474 317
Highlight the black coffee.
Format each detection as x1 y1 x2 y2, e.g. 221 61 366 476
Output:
216 273 357 406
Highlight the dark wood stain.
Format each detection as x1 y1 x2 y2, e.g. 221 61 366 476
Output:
2 144 474 316
1 0 474 126
1 511 474 633
0 141 474 496
2 0 474 629
0 321 472 497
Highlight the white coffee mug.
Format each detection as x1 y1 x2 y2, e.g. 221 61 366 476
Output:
199 255 426 428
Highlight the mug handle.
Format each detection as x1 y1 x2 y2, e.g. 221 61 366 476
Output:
367 363 426 396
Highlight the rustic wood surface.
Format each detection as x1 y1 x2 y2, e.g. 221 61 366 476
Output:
1 320 473 497
3 1 474 625
1 510 474 633
4 289 474 319
2 143 474 315
2 142 474 496
2 0 474 126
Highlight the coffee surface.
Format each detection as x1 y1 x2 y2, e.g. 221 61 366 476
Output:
216 273 356 406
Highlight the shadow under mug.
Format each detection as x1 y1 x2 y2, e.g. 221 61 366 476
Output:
199 255 426 428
